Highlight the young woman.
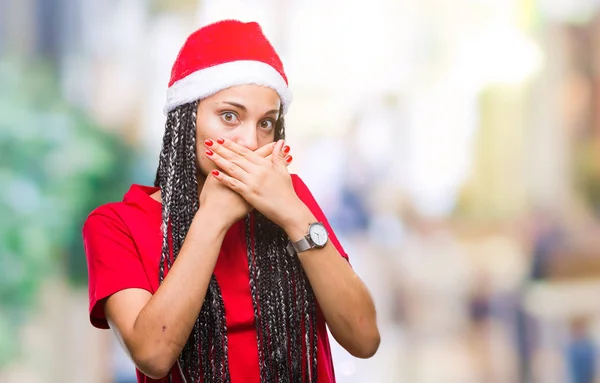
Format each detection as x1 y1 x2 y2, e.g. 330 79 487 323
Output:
83 19 380 383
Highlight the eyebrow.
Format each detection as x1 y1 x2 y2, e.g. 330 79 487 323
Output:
221 101 279 115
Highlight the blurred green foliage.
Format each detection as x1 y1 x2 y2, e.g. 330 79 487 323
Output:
0 58 136 366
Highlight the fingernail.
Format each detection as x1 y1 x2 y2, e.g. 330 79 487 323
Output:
217 138 225 145
205 139 214 147
205 149 214 156
211 169 220 176
285 155 293 163
283 145 290 154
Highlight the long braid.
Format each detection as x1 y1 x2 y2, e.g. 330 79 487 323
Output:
170 105 189 267
249 110 318 381
156 101 230 382
271 230 292 381
155 102 318 382
245 215 269 381
154 109 173 187
281 236 300 380
275 112 318 382
158 106 179 282
255 214 288 380
277 161 304 380
248 212 319 382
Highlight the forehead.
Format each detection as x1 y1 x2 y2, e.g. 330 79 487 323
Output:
205 84 281 110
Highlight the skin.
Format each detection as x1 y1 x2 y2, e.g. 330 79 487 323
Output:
103 85 380 379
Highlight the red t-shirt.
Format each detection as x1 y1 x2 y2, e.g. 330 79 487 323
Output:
83 174 348 383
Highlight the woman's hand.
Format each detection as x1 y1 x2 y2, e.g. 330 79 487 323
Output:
198 171 251 230
203 138 303 229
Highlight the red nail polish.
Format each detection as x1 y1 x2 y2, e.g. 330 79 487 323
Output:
211 169 220 176
205 139 213 146
285 155 293 163
283 145 290 153
205 149 214 156
217 138 225 144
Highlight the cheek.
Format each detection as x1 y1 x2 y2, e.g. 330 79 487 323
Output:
196 114 238 143
258 130 277 146
196 114 220 142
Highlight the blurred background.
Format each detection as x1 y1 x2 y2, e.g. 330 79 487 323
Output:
3 0 600 382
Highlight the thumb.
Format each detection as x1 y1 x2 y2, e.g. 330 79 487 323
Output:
272 139 286 166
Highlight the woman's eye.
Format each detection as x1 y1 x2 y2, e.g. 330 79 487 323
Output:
260 119 275 131
221 112 238 123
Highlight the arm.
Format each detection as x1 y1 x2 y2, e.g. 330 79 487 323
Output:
89 144 279 378
282 203 380 359
203 138 380 358
99 207 228 379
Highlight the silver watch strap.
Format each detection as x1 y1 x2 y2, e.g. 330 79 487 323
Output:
286 242 296 257
292 236 312 253
286 235 312 256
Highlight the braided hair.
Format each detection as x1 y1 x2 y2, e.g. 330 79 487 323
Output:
154 101 318 382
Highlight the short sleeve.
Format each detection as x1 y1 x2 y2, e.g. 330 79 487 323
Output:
291 174 350 262
82 210 152 329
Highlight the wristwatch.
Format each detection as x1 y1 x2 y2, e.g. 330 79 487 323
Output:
287 222 329 256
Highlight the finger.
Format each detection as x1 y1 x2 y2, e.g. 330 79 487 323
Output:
205 148 251 184
254 141 277 158
271 139 287 167
266 156 292 166
210 169 247 194
205 138 258 173
266 145 293 166
215 137 266 166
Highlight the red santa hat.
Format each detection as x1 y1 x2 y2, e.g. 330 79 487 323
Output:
164 20 292 115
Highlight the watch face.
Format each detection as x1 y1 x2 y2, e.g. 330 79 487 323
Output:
309 223 328 247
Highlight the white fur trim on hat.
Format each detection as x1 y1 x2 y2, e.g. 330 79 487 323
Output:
164 60 292 115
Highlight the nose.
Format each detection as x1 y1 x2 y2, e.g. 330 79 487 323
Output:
234 124 259 151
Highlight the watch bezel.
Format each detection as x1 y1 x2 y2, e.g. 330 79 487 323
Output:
308 222 328 248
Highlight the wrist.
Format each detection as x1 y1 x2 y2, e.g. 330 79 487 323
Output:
194 205 231 236
281 202 317 242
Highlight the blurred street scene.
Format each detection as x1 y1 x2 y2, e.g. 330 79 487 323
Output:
3 0 600 382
